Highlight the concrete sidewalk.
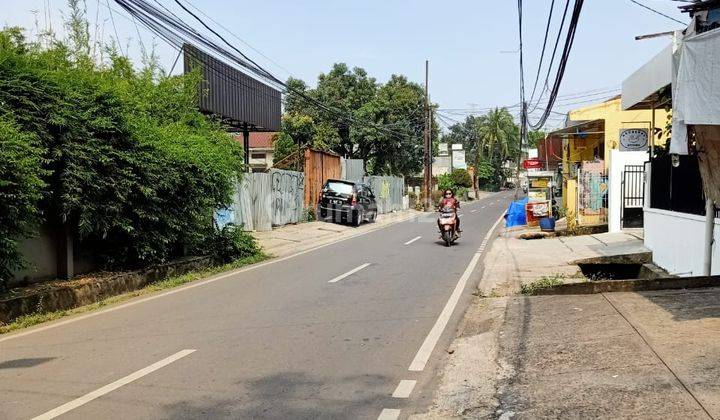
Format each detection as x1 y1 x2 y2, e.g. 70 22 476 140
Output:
251 210 422 258
413 229 720 419
479 229 650 296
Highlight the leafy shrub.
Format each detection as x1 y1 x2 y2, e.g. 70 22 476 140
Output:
450 169 472 188
436 173 454 192
0 117 47 289
0 25 244 274
206 224 260 264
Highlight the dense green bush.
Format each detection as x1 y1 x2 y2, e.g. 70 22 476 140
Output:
0 117 47 286
0 24 248 283
206 224 260 264
450 169 473 189
436 169 472 196
436 173 454 192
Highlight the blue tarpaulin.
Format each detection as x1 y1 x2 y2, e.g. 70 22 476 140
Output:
505 198 528 227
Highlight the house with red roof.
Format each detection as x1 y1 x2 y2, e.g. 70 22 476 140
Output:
233 132 276 171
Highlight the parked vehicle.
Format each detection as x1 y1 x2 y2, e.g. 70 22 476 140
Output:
437 206 458 246
318 179 378 226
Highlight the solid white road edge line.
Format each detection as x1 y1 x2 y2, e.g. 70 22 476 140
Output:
404 236 422 245
408 213 505 372
30 349 196 420
470 209 477 213
377 408 401 420
328 263 371 283
0 209 431 344
392 380 417 398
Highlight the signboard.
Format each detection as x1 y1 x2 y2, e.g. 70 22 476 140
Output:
438 143 449 157
530 179 548 188
528 191 547 201
619 129 649 151
452 150 467 169
523 158 543 170
451 143 463 151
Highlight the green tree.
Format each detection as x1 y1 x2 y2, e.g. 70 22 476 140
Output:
281 65 434 176
363 75 426 175
477 108 516 160
442 108 520 192
527 130 546 148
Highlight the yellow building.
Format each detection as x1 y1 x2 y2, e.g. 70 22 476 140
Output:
547 96 670 226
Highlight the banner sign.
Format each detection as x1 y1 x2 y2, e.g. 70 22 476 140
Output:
523 158 543 169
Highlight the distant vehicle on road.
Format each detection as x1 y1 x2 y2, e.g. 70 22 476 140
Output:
318 179 378 226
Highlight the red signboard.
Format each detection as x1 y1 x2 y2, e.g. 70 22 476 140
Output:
523 158 543 169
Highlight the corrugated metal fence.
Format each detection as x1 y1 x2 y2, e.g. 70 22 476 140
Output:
270 169 305 226
233 169 305 231
341 158 365 183
228 156 406 230
364 175 407 214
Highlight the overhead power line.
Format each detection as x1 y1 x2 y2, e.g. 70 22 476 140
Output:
628 0 686 25
525 0 586 130
528 0 556 105
528 0 571 115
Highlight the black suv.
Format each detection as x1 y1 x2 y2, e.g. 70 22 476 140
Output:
318 179 378 226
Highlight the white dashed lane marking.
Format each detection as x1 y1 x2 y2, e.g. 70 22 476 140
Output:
392 380 417 398
377 408 401 420
404 236 422 245
328 263 371 283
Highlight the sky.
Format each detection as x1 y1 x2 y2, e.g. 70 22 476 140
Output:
3 0 688 130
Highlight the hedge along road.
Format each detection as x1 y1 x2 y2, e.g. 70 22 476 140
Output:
0 191 513 420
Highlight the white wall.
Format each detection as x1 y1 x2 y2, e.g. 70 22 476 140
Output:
644 207 720 276
608 150 648 232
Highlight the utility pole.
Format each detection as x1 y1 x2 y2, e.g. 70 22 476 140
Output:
423 60 432 210
515 101 527 198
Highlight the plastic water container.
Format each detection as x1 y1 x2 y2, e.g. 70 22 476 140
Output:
539 216 556 232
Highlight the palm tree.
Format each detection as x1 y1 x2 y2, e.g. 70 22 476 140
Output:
473 108 518 192
477 107 516 160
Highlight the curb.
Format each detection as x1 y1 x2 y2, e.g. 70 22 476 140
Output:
531 275 720 296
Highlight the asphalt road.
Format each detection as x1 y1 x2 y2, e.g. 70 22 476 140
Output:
0 191 514 420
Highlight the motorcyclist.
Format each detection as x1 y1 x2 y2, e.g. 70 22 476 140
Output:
437 189 461 236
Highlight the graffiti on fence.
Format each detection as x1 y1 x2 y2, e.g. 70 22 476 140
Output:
270 169 305 226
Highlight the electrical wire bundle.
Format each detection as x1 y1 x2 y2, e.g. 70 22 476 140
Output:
519 0 585 131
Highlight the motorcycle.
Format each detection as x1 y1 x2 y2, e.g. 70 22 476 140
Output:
437 206 459 247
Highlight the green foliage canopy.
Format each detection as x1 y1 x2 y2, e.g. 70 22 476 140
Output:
0 25 247 284
282 64 436 176
440 108 520 191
